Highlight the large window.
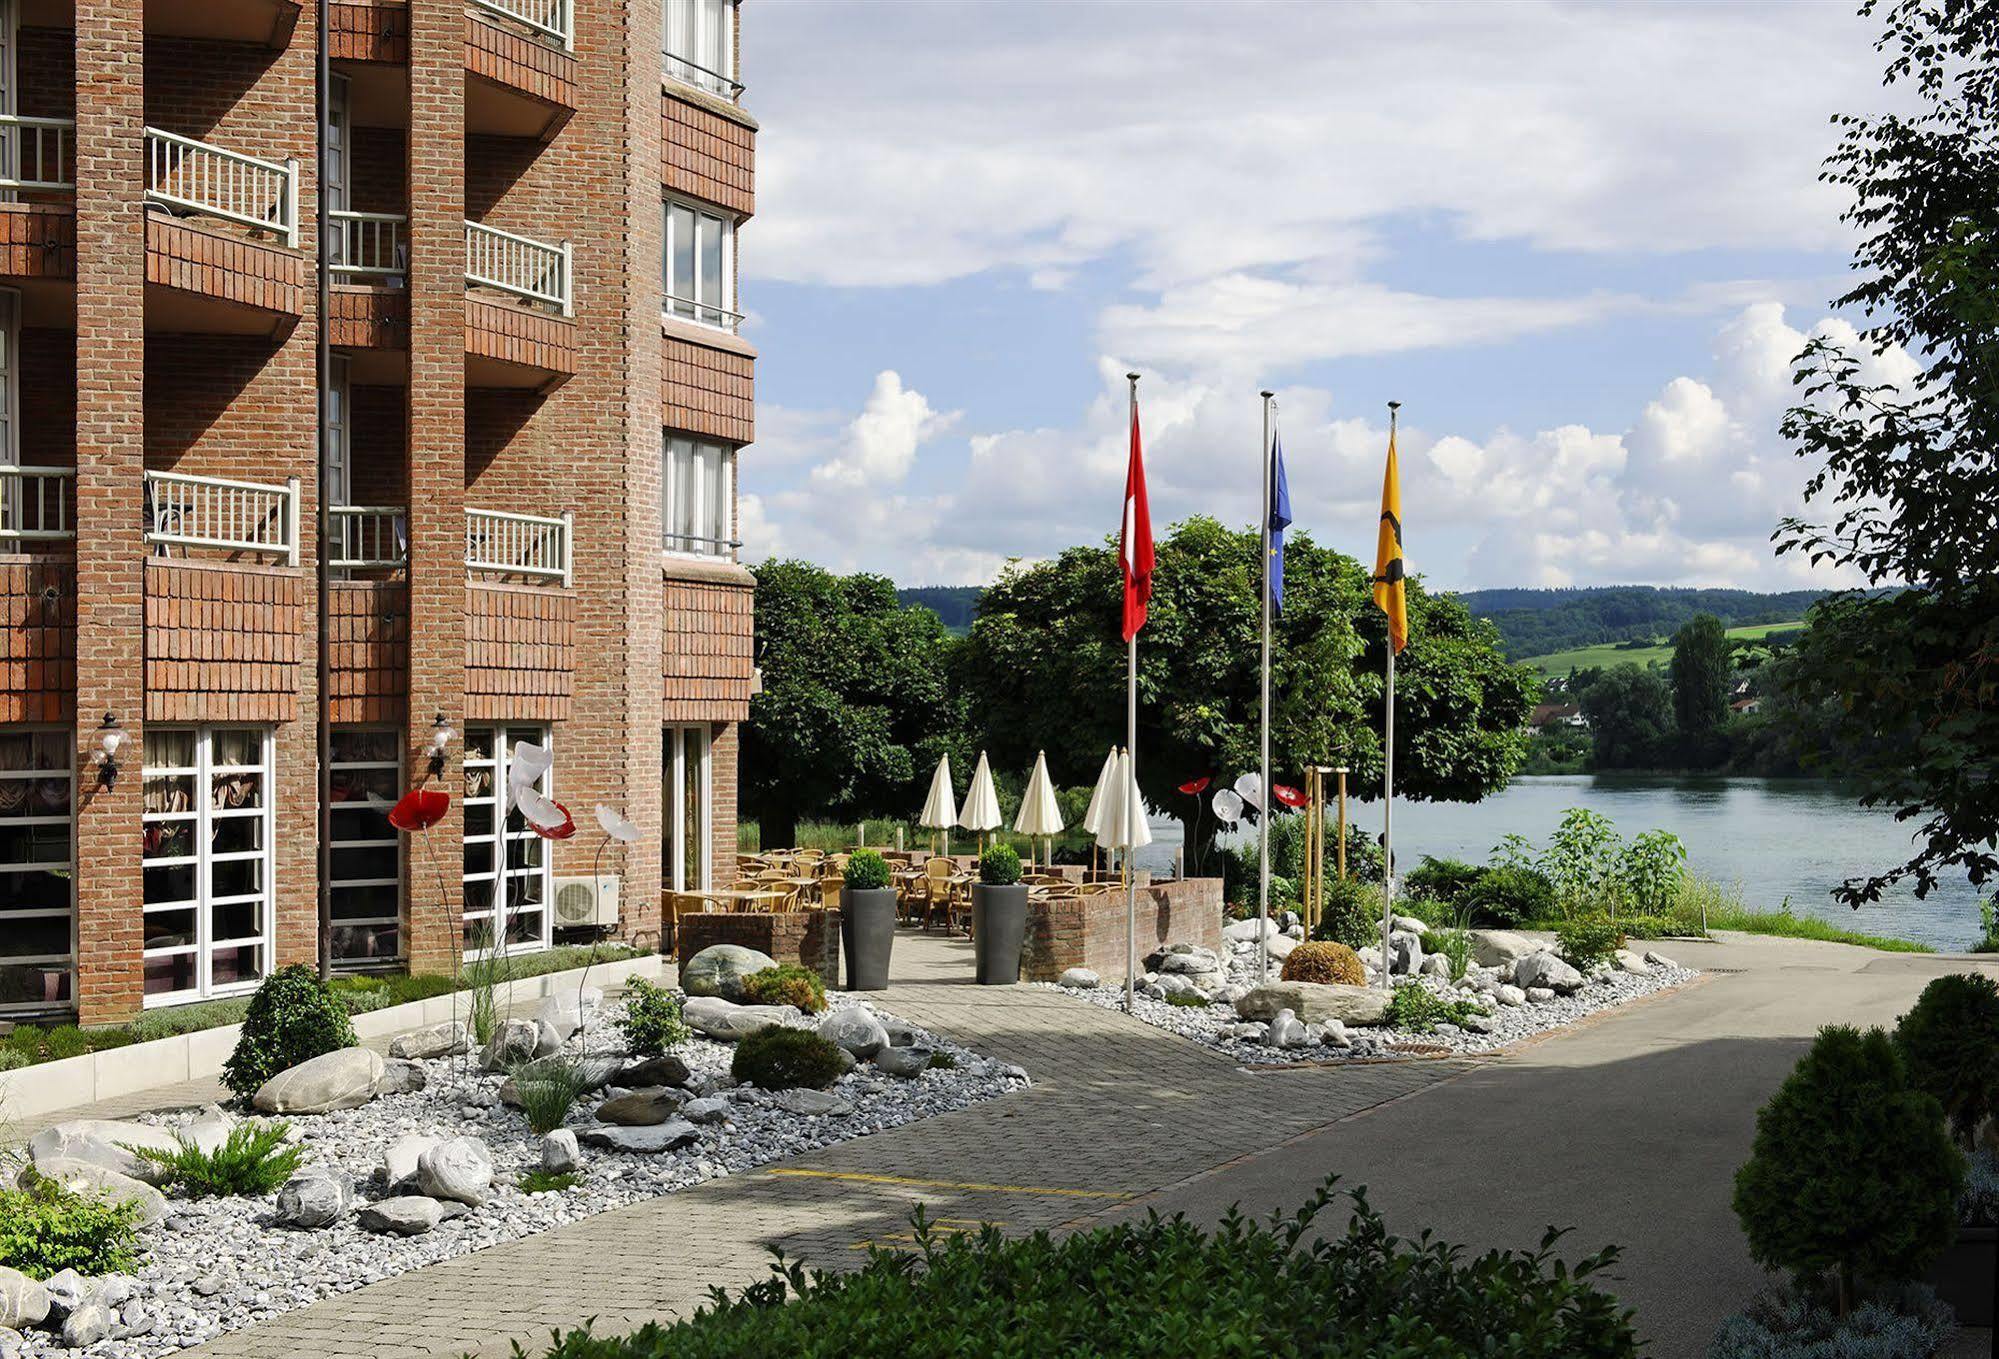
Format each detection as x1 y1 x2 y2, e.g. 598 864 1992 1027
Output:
663 0 735 97
142 727 274 1004
664 726 710 894
662 433 733 557
463 726 552 957
662 199 737 331
329 726 401 968
0 726 73 1015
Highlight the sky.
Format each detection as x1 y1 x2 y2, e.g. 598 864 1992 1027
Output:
733 0 1918 593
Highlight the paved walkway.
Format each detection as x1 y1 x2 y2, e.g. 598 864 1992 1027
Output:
17 929 1997 1357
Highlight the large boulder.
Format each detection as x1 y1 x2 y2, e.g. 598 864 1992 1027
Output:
0 1268 49 1331
612 1055 691 1089
26 1120 183 1186
817 1007 888 1059
481 1018 542 1072
358 1196 442 1236
770 1089 852 1117
252 1047 384 1115
388 1020 469 1060
274 1170 353 1229
1266 934 1300 962
1057 967 1100 989
681 945 777 1001
381 1133 440 1189
536 987 603 1043
595 1088 687 1126
21 1159 168 1226
1512 952 1585 995
1266 1008 1309 1048
541 1129 580 1174
1470 930 1540 968
682 995 798 1042
1387 931 1424 975
415 1137 492 1207
61 1303 115 1349
1235 981 1393 1028
874 1046 933 1079
576 1120 700 1154
1222 917 1279 944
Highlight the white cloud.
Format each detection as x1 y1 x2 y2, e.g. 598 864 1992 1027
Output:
809 371 961 490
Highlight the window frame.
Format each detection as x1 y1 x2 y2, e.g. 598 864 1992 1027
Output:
662 0 737 99
328 725 403 970
664 724 711 895
660 431 735 559
0 723 75 1017
462 725 554 960
661 196 739 333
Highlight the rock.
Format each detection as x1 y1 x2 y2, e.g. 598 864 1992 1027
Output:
275 1170 352 1228
38 1270 87 1321
0 1325 20 1359
1470 930 1540 968
481 1018 542 1071
1387 931 1424 974
818 1008 889 1059
595 1087 687 1126
438 1200 473 1221
576 1119 700 1153
613 1054 691 1089
1496 984 1527 1006
26 1119 184 1186
22 1159 168 1225
388 1020 469 1060
1526 986 1557 1004
1219 1021 1268 1042
1418 953 1452 978
879 1017 926 1047
118 1298 153 1338
1462 1013 1497 1034
541 1129 580 1174
358 1196 443 1236
1642 950 1678 970
1223 917 1279 944
874 1046 933 1079
92 1277 136 1313
381 1134 441 1188
0 1268 49 1331
191 1275 225 1298
1614 949 1652 976
1392 914 1430 935
61 1302 114 1349
1266 934 1300 961
1154 972 1202 998
1236 981 1393 1027
682 996 799 1042
183 1107 236 1157
377 1059 428 1094
536 987 602 1042
1266 1008 1309 1048
416 1137 493 1206
681 944 777 1001
770 1089 852 1117
683 1097 731 1125
1513 952 1585 994
1057 967 1100 989
1320 1019 1352 1048
253 1047 385 1114
1156 946 1223 976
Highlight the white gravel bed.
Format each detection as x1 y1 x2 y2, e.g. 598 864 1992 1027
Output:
13 996 1027 1359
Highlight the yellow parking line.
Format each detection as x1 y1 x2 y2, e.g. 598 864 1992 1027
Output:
765 1169 1133 1199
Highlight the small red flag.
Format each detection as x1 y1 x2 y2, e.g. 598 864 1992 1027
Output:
1120 383 1154 642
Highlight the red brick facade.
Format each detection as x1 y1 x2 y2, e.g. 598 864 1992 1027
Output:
4 0 758 1022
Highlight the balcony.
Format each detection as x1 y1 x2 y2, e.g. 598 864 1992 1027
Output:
0 467 77 548
327 504 572 587
463 220 576 386
144 128 305 332
26 0 300 46
0 116 77 286
329 505 408 571
465 0 576 140
143 470 300 565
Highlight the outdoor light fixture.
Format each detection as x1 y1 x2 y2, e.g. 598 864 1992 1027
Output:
95 713 125 789
426 713 454 777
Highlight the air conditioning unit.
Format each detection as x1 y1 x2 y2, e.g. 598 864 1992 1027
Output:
553 875 620 928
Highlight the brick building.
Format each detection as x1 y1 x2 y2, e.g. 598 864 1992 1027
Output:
0 0 757 1023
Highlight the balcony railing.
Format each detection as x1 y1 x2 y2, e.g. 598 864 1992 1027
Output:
0 116 75 194
662 293 744 335
329 211 407 281
145 127 299 247
465 507 571 585
662 52 744 102
464 220 571 316
470 0 573 50
329 506 408 570
0 467 77 543
144 470 300 564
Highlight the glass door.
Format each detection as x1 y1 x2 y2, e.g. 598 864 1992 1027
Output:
462 726 553 957
0 725 74 1016
663 725 710 894
328 726 401 967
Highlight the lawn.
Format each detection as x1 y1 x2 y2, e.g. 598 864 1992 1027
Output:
1519 619 1807 678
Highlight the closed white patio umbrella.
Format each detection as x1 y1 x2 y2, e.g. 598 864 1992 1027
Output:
1013 750 1065 866
1093 749 1154 1010
957 751 1003 853
919 754 956 856
1080 745 1119 876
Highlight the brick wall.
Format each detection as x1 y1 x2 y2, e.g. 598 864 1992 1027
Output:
17 27 75 118
19 332 77 467
0 559 77 723
328 580 409 724
464 582 573 721
1021 879 1224 984
661 330 754 443
661 563 753 722
708 720 738 891
677 908 837 987
660 92 754 218
142 561 306 723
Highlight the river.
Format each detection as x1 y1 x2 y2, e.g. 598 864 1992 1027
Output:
1147 774 1986 950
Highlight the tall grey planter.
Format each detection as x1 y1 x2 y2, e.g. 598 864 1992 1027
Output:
840 886 897 991
971 884 1029 985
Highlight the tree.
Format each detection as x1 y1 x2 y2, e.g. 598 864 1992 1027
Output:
1775 0 1999 903
1576 663 1673 769
955 518 1535 865
1668 613 1731 766
742 561 964 848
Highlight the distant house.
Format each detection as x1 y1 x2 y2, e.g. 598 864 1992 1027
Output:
1731 697 1763 716
1529 703 1587 730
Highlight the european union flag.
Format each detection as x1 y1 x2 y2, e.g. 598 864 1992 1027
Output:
1268 432 1292 614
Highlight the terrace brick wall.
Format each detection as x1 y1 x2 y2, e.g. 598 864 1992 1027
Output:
0 207 75 280
660 331 754 444
0 559 78 724
327 580 409 725
464 582 574 721
661 562 753 723
677 908 838 988
142 561 306 723
1021 879 1225 984
660 92 754 218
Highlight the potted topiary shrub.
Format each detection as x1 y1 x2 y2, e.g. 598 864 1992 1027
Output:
1896 972 1999 1325
971 843 1028 985
840 850 897 991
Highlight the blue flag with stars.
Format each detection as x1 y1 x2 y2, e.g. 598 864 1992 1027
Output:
1268 431 1292 614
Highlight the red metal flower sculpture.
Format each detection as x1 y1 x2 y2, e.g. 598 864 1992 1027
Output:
387 787 450 832
1271 783 1308 809
1176 775 1212 796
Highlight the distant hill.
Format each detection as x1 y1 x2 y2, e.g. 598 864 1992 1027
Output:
1453 587 1826 659
897 586 982 634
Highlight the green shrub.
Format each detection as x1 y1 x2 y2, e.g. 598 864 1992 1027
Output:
509 1057 591 1135
126 997 252 1043
1963 1148 1999 1228
740 965 828 1015
0 1050 25 1072
1460 865 1556 929
521 1170 580 1194
1618 830 1687 916
1 1024 135 1065
1164 991 1213 1008
0 1176 144 1279
1312 875 1382 950
615 977 690 1058
1709 1282 1953 1359
1608 913 1678 940
1732 1026 1964 1310
1892 972 1999 1145
1405 857 1483 905
845 850 891 891
1393 895 1457 928
977 842 1022 886
1387 984 1482 1034
731 1026 844 1091
927 1051 957 1071
517 1178 1636 1358
222 965 359 1101
127 1121 306 1197
1556 916 1624 972
1280 941 1366 986
1427 919 1475 982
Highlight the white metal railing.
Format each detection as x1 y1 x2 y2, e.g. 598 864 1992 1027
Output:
0 467 77 542
464 220 572 316
144 470 300 564
465 507 572 585
0 116 75 194
662 293 744 334
662 52 744 102
329 506 408 569
470 0 573 50
329 210 407 280
145 127 299 248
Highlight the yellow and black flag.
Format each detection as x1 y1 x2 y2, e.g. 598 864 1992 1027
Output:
1372 409 1408 654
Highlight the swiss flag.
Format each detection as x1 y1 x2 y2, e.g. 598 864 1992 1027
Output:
1120 381 1154 642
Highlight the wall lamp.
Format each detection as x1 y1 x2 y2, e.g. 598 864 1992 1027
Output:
95 713 125 789
426 713 454 779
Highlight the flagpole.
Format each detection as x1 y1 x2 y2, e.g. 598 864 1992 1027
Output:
1380 400 1401 989
1258 389 1275 982
1125 373 1141 1014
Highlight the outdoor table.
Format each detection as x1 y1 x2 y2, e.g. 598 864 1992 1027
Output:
696 888 789 912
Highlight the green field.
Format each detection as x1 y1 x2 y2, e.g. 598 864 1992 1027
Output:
1519 619 1806 678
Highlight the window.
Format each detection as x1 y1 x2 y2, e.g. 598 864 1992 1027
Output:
0 725 73 1016
142 727 274 1004
663 0 735 97
0 288 16 468
662 199 737 331
663 726 710 894
462 726 552 957
662 433 733 556
329 727 401 968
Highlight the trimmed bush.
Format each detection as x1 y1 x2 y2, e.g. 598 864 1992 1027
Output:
1405 856 1484 905
520 1178 1637 1358
1460 865 1555 929
731 1026 844 1092
978 843 1022 886
222 965 358 1101
845 850 891 891
1893 972 1999 1145
1312 876 1381 951
615 977 691 1058
1556 916 1624 972
740 964 828 1015
127 1121 306 1198
1280 941 1366 987
1732 1026 1964 1310
0 1176 144 1279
